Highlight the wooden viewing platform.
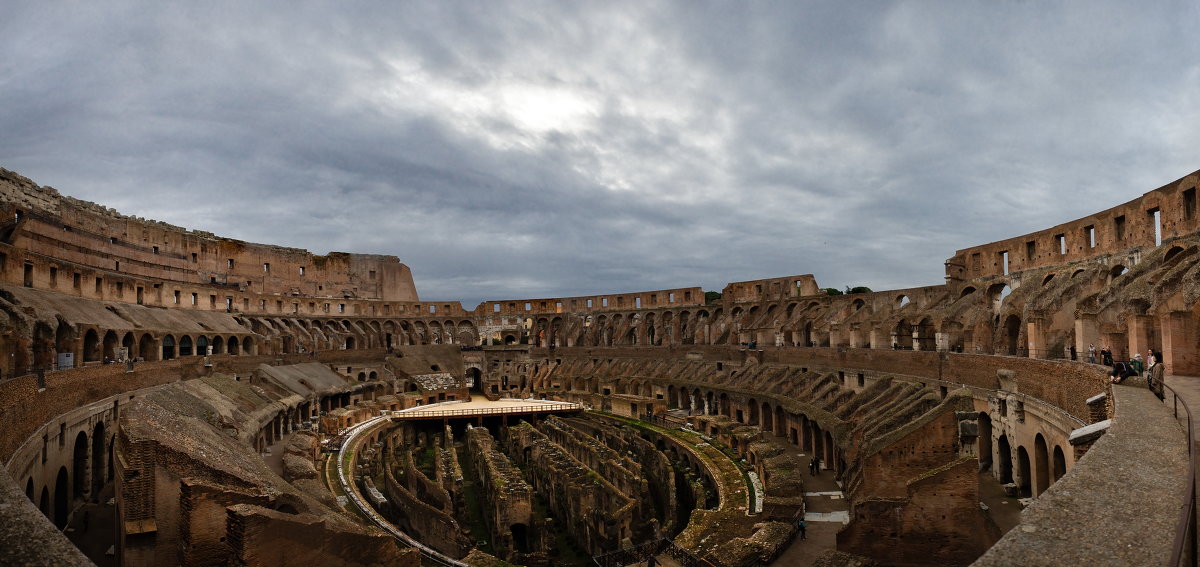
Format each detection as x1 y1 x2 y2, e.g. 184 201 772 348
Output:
388 395 583 422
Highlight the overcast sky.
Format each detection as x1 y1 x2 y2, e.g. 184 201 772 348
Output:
3 2 1199 308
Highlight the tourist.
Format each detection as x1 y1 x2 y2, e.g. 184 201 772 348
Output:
1149 352 1166 399
1100 345 1113 366
1087 343 1096 363
1130 353 1144 376
797 518 807 540
1109 361 1131 384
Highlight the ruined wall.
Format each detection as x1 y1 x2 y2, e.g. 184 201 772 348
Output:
225 504 419 567
946 170 1200 281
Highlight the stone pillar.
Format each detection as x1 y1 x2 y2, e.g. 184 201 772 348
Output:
1025 319 1043 358
1075 316 1100 360
1161 311 1198 374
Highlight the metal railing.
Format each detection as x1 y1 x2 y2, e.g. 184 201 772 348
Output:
1159 380 1197 567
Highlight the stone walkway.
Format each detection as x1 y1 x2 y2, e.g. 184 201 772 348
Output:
1161 372 1200 552
773 455 849 566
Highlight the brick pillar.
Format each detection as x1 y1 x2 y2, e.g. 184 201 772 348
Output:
1161 311 1198 374
1075 316 1100 360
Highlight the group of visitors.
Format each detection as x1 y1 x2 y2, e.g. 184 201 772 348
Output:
1107 348 1167 398
808 456 821 476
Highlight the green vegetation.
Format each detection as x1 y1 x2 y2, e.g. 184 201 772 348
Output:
704 291 722 304
846 285 872 294
823 287 843 295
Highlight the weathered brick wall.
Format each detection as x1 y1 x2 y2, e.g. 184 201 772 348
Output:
838 458 998 567
224 503 419 567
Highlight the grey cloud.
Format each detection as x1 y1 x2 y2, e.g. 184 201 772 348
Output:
3 2 1200 308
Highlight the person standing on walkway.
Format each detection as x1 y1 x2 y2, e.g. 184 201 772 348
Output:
797 518 807 540
1130 353 1144 377
1088 344 1096 363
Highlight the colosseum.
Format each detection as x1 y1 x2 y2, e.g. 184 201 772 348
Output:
0 165 1193 567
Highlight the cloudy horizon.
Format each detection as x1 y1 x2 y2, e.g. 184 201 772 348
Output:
3 2 1199 308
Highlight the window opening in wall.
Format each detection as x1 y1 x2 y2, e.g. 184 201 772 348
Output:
1085 225 1096 248
999 251 1009 275
1149 207 1162 246
1025 240 1035 262
369 270 376 280
601 297 609 307
225 297 232 311
339 304 345 313
191 253 197 263
263 263 270 273
429 305 436 313
555 301 563 312
586 299 593 308
22 263 32 287
493 303 501 312
95 277 102 294
209 295 216 308
174 290 181 304
669 292 676 303
73 272 80 290
136 286 144 305
1185 188 1197 220
299 266 305 276
227 259 234 269
1056 234 1066 255
191 293 197 305
152 246 159 254
1114 215 1126 241
109 237 117 244
114 261 120 271
49 267 57 287
857 373 865 387
115 282 123 296
635 297 642 308
524 302 531 311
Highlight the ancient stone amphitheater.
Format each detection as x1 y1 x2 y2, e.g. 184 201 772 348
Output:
0 166 1193 567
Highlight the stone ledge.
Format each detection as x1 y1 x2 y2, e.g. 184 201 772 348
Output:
971 383 1189 567
0 468 93 567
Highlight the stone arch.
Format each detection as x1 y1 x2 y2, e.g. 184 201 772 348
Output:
893 320 913 349
960 286 977 298
32 321 54 371
895 294 910 309
72 431 88 504
1034 433 1050 496
179 335 193 356
40 486 49 518
82 328 100 363
161 334 176 360
977 412 993 471
228 336 240 355
242 336 255 355
747 398 759 425
92 421 106 498
1017 445 1032 498
997 434 1013 484
212 335 225 355
103 330 119 361
1003 314 1022 356
761 401 773 432
1052 445 1067 482
988 283 1011 313
137 333 155 361
914 317 935 350
53 466 68 529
